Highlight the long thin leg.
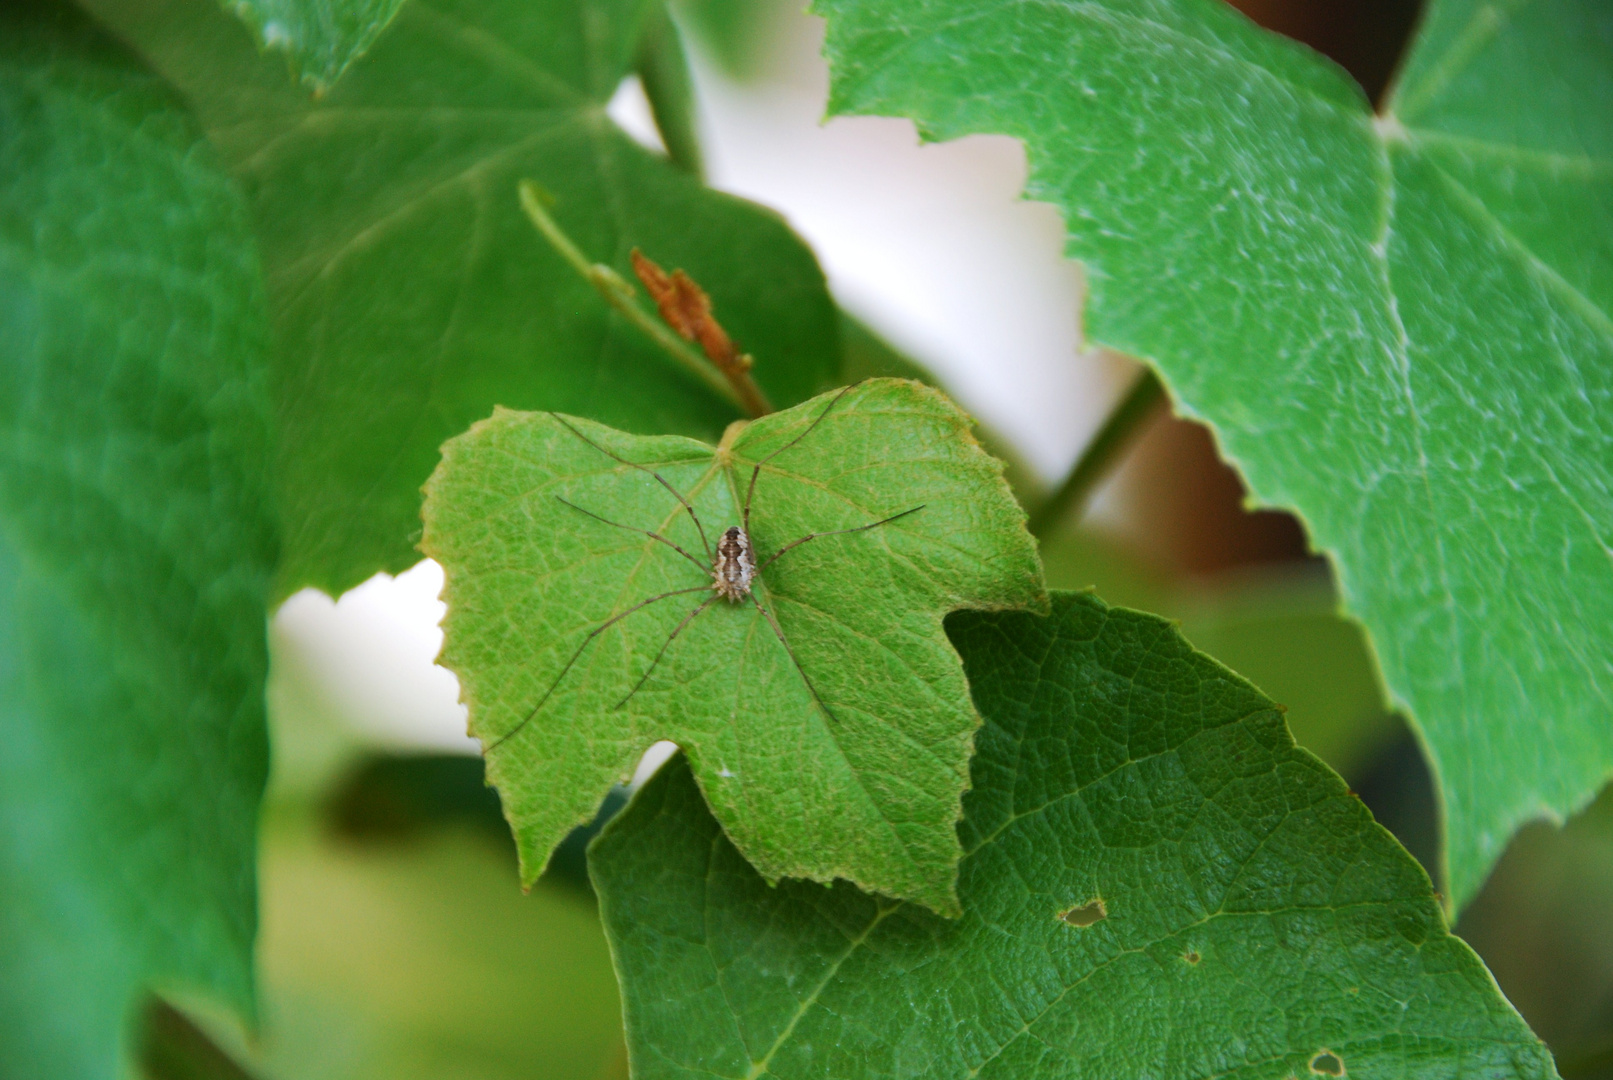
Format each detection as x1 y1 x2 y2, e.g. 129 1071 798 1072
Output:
558 497 708 574
615 594 720 709
757 504 925 573
552 412 714 561
743 383 858 534
488 585 709 752
749 592 840 725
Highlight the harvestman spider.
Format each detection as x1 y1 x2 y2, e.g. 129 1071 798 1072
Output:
488 386 923 751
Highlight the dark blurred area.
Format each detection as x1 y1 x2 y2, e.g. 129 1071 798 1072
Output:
1459 788 1613 1080
1099 412 1323 578
325 754 507 848
325 753 627 895
1230 0 1424 104
140 999 261 1080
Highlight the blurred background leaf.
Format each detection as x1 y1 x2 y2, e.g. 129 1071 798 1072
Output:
0 2 276 1075
84 0 843 600
219 0 409 91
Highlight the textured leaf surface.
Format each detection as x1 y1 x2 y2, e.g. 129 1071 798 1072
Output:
221 0 407 90
423 380 1046 914
595 594 1554 1080
815 0 1613 910
0 5 276 1076
87 0 841 598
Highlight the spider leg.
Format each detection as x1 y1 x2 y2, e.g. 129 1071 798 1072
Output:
748 591 840 726
557 497 708 574
487 584 709 752
552 412 714 560
757 505 924 573
615 593 720 709
743 382 859 534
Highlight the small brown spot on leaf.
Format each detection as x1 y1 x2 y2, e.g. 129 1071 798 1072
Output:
1184 949 1200 965
1309 1051 1344 1076
1058 899 1106 927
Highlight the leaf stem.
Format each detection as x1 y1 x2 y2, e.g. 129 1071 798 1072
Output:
517 180 751 414
1027 367 1166 537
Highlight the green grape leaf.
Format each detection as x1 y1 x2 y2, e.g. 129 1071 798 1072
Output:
220 0 407 90
815 0 1613 911
594 593 1555 1080
422 379 1047 915
85 0 841 599
0 4 276 1076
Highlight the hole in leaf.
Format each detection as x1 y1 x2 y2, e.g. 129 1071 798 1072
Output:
1309 1051 1345 1076
1057 899 1106 927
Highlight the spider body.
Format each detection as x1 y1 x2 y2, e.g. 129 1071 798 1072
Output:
712 526 757 601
